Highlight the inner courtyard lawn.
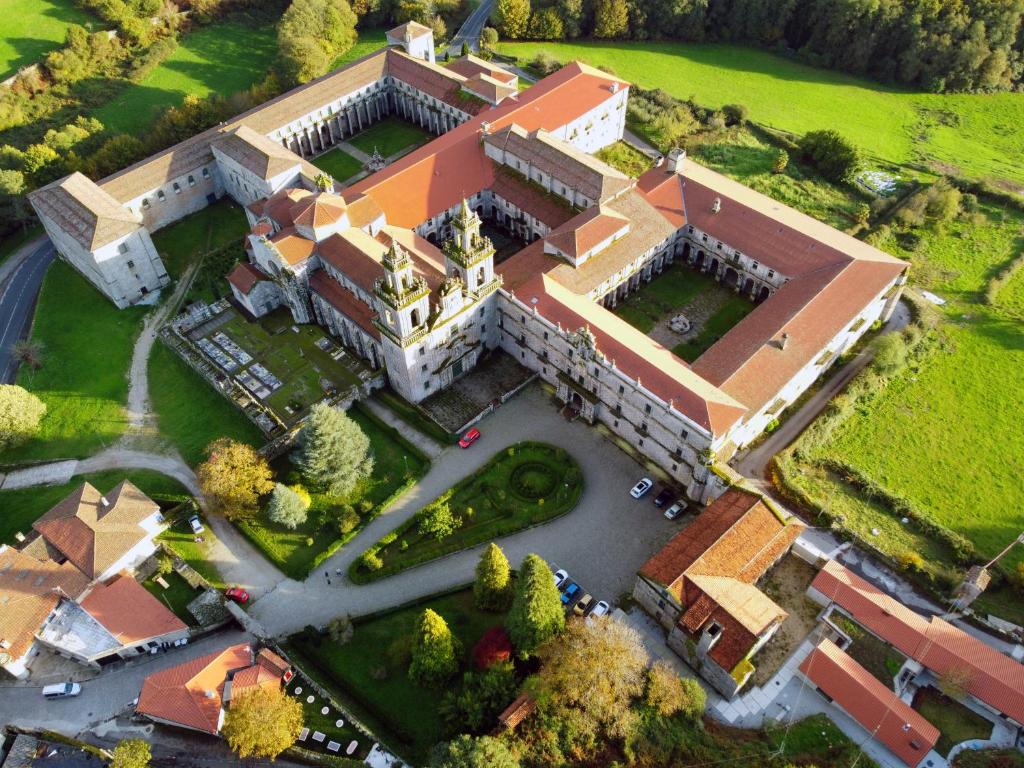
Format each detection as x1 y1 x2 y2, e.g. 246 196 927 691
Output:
150 198 249 280
673 293 755 362
0 0 95 77
613 263 712 333
347 117 430 158
237 404 429 579
92 20 277 135
0 469 187 546
352 442 583 582
496 40 1024 186
913 687 993 756
4 261 147 463
311 147 364 183
285 587 507 761
148 342 264 466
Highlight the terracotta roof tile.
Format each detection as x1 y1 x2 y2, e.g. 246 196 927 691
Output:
32 481 159 580
309 271 381 341
227 262 269 296
291 192 348 229
489 167 577 229
269 227 316 265
498 693 537 730
447 55 517 85
79 572 186 645
800 638 939 768
386 21 432 41
545 205 629 262
213 126 302 181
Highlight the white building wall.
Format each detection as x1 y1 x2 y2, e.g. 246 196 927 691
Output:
550 85 629 153
128 162 223 232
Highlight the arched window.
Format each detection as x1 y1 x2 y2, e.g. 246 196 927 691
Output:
410 308 421 326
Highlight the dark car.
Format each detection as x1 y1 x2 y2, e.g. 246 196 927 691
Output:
653 488 675 508
560 582 580 605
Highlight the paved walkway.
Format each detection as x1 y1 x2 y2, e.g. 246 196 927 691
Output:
360 397 445 459
252 384 679 636
0 236 54 382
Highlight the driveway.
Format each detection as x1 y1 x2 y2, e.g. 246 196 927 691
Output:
447 0 495 55
0 237 54 382
252 383 679 636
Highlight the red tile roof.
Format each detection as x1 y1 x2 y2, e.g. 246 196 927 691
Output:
309 271 381 341
269 227 316 265
448 55 518 85
490 167 577 230
387 21 432 41
79 572 186 645
800 638 938 768
812 560 1024 724
545 206 629 261
227 262 269 296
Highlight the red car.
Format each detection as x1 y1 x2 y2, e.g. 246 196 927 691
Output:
224 587 250 604
458 427 481 448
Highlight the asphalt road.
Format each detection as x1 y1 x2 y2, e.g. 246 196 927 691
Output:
0 238 54 382
448 0 495 54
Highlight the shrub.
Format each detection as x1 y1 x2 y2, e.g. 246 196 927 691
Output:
360 550 383 571
772 149 789 174
721 104 747 125
336 506 359 535
898 551 925 572
798 129 862 184
473 626 513 669
327 614 354 645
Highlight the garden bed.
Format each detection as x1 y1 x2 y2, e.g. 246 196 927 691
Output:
237 403 430 579
350 442 582 583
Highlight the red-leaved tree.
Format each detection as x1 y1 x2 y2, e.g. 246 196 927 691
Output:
473 626 512 669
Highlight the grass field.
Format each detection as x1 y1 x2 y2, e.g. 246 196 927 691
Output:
92 21 277 135
0 469 187 546
143 568 200 624
150 198 249 280
0 0 95 77
148 342 264 466
237 405 429 579
158 511 226 588
595 140 652 178
913 687 993 756
673 294 755 362
312 147 364 183
4 261 146 463
347 117 430 158
331 27 386 68
286 587 506 761
496 40 1024 187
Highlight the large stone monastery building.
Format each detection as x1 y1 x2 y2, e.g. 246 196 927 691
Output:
29 24 906 500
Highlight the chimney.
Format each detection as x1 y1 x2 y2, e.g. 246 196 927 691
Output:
610 81 619 94
666 148 686 174
711 197 721 214
100 496 109 507
779 332 790 350
14 532 25 543
480 121 490 135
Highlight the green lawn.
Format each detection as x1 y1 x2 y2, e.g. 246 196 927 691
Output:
331 27 386 68
158 510 227 588
913 687 993 756
92 20 277 135
237 404 429 579
0 0 95 77
766 714 876 767
284 672 370 760
0 469 187 546
612 263 721 333
952 750 1024 768
347 117 430 158
142 568 200 625
4 261 147 463
830 614 906 686
286 587 507 761
595 140 652 178
673 294 755 362
311 147 364 183
150 198 249 280
496 40 1024 186
353 442 583 582
148 342 264 466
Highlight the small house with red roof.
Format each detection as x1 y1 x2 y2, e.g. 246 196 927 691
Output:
137 644 291 735
634 487 805 697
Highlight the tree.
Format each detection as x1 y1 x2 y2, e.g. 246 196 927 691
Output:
556 0 583 37
155 554 174 576
409 608 461 687
480 26 499 50
536 616 648 737
430 14 447 43
110 739 151 768
277 0 358 85
294 403 373 495
12 339 44 370
461 40 470 56
327 613 354 644
937 666 973 699
267 483 310 529
336 504 360 534
528 7 564 39
646 660 705 719
196 438 274 519
0 385 46 451
798 129 861 184
440 662 518 733
418 498 460 541
506 553 564 656
474 542 513 611
222 686 303 759
593 0 629 39
473 626 512 669
430 735 519 768
721 103 747 125
493 0 530 39
772 148 789 174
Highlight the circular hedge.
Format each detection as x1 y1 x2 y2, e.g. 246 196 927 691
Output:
509 461 559 500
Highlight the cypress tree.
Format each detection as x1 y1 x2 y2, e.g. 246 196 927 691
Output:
474 543 513 611
409 609 461 687
506 553 564 656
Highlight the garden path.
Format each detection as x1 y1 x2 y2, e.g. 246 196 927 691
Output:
360 397 445 459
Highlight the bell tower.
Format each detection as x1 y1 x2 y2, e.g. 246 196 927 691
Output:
374 242 430 340
444 199 496 294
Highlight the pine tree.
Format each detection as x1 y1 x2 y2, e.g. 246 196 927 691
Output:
267 483 310 529
506 553 564 656
293 403 373 496
409 608 461 687
474 543 512 611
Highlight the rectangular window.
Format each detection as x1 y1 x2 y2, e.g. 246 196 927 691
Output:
420 347 425 356
118 243 128 255
543 331 548 340
768 269 775 279
421 364 427 372
644 403 652 415
424 381 431 390
202 168 210 179
187 175 195 187
752 261 759 271
479 307 485 316
481 324 486 333
618 385 624 395
173 183 181 194
520 315 525 323
127 260 135 269
680 428 688 439
157 191 166 201
141 198 150 209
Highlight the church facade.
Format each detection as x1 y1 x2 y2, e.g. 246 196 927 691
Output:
29 23 906 501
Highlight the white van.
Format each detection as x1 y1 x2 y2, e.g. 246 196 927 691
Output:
42 682 82 699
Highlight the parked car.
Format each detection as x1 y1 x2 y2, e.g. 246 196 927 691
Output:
590 600 611 618
561 582 580 605
664 502 687 520
187 515 204 534
573 594 594 616
630 478 653 499
458 427 481 448
224 587 250 604
653 488 675 508
42 683 81 699
553 569 570 589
